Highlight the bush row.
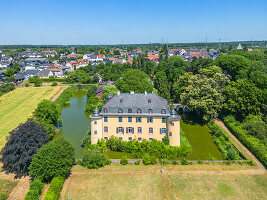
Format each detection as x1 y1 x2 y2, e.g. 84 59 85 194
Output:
25 179 45 200
43 176 65 200
223 115 267 167
40 78 67 82
54 86 77 109
207 120 240 160
105 135 192 159
0 193 8 200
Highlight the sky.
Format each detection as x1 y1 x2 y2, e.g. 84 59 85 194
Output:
0 0 266 45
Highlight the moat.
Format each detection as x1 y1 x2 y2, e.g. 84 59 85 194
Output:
56 90 223 160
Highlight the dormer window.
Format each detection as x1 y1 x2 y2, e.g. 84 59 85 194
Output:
128 108 132 113
149 108 153 114
118 108 123 113
137 108 142 114
148 99 151 103
120 99 123 103
161 109 166 114
104 108 108 113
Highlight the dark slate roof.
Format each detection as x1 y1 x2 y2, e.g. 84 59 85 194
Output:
100 93 170 116
95 86 104 94
25 69 38 75
37 69 51 77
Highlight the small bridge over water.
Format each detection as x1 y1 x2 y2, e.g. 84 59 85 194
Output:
173 103 187 112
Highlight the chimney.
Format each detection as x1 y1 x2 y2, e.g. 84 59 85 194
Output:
117 90 120 96
144 91 147 95
130 90 134 95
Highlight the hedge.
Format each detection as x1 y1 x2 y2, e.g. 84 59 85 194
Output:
223 115 267 167
40 78 67 82
54 86 77 109
105 134 192 159
25 179 45 200
43 176 65 200
207 120 240 160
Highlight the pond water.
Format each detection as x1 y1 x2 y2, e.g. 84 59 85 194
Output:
181 113 223 160
54 90 91 158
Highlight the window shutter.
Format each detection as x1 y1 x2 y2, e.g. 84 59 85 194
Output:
166 128 168 134
132 127 134 134
160 128 162 134
126 127 128 133
122 127 124 133
116 127 118 133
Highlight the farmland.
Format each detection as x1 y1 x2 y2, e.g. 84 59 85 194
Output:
61 164 267 200
0 86 63 149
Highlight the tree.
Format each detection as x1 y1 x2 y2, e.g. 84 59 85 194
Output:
31 76 42 87
214 54 250 80
114 50 121 56
0 122 49 178
154 71 170 101
223 79 264 118
29 137 75 183
3 68 15 77
116 69 153 93
34 100 61 124
178 66 230 120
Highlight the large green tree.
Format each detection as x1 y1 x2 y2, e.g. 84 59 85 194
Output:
154 71 170 101
29 138 75 183
116 69 153 93
177 66 230 120
223 79 264 118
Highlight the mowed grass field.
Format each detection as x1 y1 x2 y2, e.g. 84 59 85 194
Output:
62 165 267 200
0 86 62 149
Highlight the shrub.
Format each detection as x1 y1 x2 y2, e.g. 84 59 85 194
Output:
246 160 256 166
0 82 15 97
44 176 65 200
197 160 203 164
80 151 110 169
104 135 191 160
51 82 58 86
134 159 141 165
227 147 239 160
181 158 189 165
25 179 45 200
172 160 178 165
0 194 8 200
142 154 157 165
29 138 75 183
0 122 49 178
25 83 29 87
120 156 128 165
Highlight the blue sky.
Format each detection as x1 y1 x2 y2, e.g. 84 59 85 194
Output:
0 0 266 44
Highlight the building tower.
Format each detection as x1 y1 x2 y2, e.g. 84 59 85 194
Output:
90 107 103 144
167 109 181 146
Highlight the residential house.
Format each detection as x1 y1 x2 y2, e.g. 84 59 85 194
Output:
37 69 53 78
95 86 104 99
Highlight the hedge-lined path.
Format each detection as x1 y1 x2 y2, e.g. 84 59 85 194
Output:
214 119 265 171
39 184 50 200
7 176 29 200
50 86 68 102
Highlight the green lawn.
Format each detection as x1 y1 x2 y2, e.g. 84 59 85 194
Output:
63 169 267 200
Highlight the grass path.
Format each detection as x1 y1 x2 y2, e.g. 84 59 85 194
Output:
50 86 68 102
214 119 265 171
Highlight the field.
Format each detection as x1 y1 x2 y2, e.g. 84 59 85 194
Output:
62 164 266 200
0 179 18 198
0 86 63 149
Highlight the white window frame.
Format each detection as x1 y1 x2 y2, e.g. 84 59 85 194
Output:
104 126 108 133
118 127 124 133
149 127 153 134
138 127 142 134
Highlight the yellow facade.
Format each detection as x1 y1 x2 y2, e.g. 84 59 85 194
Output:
91 115 180 146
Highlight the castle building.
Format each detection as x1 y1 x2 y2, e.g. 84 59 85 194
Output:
90 91 181 146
